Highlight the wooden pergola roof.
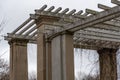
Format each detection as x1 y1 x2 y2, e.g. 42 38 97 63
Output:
5 0 120 49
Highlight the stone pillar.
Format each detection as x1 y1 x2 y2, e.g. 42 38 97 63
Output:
36 15 60 80
51 33 74 80
37 30 52 80
9 38 28 80
46 41 52 80
97 48 118 80
37 27 46 80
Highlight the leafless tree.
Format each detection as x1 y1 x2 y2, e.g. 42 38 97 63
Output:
0 20 9 80
0 19 5 42
29 71 37 80
76 72 99 80
0 59 9 80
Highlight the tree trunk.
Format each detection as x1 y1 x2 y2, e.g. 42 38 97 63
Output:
97 48 117 80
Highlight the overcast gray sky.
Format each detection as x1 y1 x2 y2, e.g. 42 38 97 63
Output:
0 0 116 78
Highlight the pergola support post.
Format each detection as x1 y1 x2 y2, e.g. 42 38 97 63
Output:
97 48 118 80
36 16 60 80
9 38 28 80
37 27 46 80
46 41 52 80
51 33 74 80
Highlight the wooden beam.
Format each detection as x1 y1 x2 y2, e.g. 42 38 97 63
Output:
7 33 35 40
74 43 100 50
30 14 39 19
66 5 120 32
75 38 120 48
76 30 120 40
52 7 62 14
48 5 120 40
18 21 35 35
29 31 37 38
67 9 76 15
104 20 120 28
35 5 47 13
98 4 111 10
74 15 87 19
46 6 55 12
32 9 120 32
74 35 120 49
86 9 99 15
82 12 89 16
111 0 120 5
74 33 120 43
24 26 37 36
74 10 83 15
12 18 31 34
60 8 69 14
85 28 120 36
74 42 119 49
93 24 120 32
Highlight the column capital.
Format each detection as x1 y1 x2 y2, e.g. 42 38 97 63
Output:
9 38 28 80
46 39 51 43
8 38 29 46
97 48 118 54
97 48 118 80
61 30 73 35
36 15 60 26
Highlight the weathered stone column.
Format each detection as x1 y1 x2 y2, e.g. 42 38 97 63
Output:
9 38 28 80
37 27 46 80
36 16 60 80
46 41 52 80
97 48 118 80
51 32 74 80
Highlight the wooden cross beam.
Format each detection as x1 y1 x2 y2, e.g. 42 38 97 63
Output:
66 6 120 32
98 4 111 10
111 0 120 5
12 18 32 34
5 0 120 49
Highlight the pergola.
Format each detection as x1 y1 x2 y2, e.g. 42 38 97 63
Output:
5 0 120 80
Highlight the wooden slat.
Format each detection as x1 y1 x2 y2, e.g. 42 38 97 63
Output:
18 21 35 35
46 6 55 12
35 5 47 13
111 0 120 5
48 5 120 40
74 10 83 15
74 33 120 43
76 29 120 40
86 9 99 15
98 4 111 10
60 8 69 14
67 9 76 15
65 6 120 32
24 26 37 36
52 7 62 14
12 18 31 34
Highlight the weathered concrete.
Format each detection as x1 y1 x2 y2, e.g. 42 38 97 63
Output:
36 16 60 80
46 41 52 80
97 48 118 80
5 2 120 80
51 33 74 80
9 38 28 80
37 26 46 80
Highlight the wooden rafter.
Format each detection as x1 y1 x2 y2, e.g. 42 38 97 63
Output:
5 0 120 49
